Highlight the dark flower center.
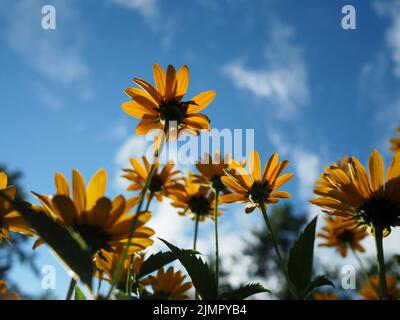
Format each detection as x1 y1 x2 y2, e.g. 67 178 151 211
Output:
210 175 226 192
159 100 196 125
188 195 210 217
355 197 400 232
149 175 163 193
248 182 271 204
337 230 354 244
74 223 111 255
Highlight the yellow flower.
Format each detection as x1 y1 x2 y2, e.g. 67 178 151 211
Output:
220 151 293 213
169 171 220 222
33 169 155 259
0 279 20 300
142 267 192 300
317 216 368 257
0 172 34 242
96 251 145 289
310 150 400 235
313 292 338 300
122 64 216 150
194 152 244 194
359 275 400 300
390 128 400 154
122 156 183 202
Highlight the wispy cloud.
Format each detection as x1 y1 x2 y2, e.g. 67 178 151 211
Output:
109 0 158 19
222 21 309 120
0 0 92 106
113 135 148 191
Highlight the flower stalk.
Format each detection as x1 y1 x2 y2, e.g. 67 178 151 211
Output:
213 190 220 295
106 123 169 299
374 225 388 300
66 278 77 300
259 203 298 299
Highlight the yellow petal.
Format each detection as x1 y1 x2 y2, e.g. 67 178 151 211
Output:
165 65 177 100
188 91 216 113
176 65 189 98
72 169 86 213
153 64 166 96
0 172 7 189
55 173 70 196
249 150 261 181
86 169 108 211
368 150 384 192
51 195 77 225
122 101 156 119
219 193 248 203
262 153 279 182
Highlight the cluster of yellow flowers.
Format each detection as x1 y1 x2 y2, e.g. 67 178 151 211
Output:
0 64 399 300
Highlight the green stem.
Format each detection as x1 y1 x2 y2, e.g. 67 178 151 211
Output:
193 214 200 300
259 203 298 299
374 225 388 300
193 214 200 251
66 278 77 300
96 271 103 298
106 123 169 300
213 190 220 295
125 192 154 294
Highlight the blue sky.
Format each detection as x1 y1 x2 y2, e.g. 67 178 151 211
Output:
2 0 400 298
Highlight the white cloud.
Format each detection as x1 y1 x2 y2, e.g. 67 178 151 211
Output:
0 0 92 102
222 22 309 120
268 129 321 201
113 135 148 191
110 0 158 19
375 1 400 78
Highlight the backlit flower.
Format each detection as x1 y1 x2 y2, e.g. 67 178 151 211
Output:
33 169 154 259
310 150 400 235
122 64 216 150
317 216 368 257
390 128 400 154
0 172 34 242
169 171 220 222
220 151 293 213
142 267 192 300
194 152 244 194
359 275 399 300
122 156 183 202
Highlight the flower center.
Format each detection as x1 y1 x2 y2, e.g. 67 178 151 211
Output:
355 197 400 232
149 175 163 194
248 182 271 204
337 230 354 245
188 195 210 217
210 175 225 192
74 223 111 255
158 100 196 125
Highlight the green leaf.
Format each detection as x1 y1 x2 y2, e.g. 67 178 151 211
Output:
287 216 317 298
74 286 87 300
0 192 94 290
220 283 270 300
159 238 217 300
115 292 134 300
138 250 198 279
304 275 335 299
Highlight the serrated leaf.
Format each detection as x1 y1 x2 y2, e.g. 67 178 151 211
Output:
159 238 217 300
138 250 198 279
74 286 87 300
287 216 317 298
304 275 334 299
0 192 93 290
220 283 270 300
